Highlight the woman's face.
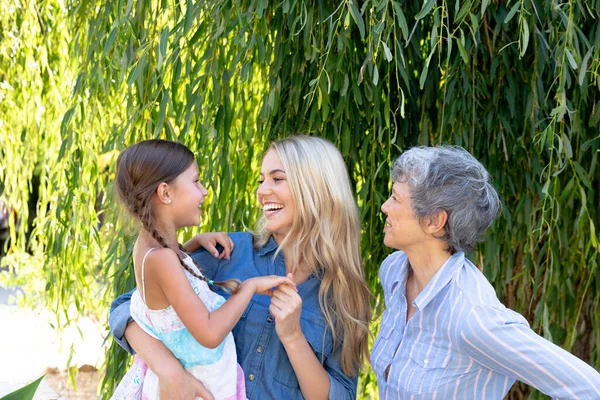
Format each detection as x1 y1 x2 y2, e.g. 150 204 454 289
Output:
257 149 295 242
381 181 426 250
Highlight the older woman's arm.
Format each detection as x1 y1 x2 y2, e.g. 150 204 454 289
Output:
460 305 600 399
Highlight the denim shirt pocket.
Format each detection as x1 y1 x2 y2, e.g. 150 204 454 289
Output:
273 311 333 388
231 299 256 351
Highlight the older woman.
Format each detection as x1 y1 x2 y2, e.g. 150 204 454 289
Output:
371 146 600 399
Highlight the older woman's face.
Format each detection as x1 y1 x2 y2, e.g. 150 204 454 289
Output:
381 181 426 250
257 149 295 243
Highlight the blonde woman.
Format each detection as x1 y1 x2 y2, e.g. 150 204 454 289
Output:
109 135 372 399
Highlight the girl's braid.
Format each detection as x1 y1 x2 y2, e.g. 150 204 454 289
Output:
139 203 240 294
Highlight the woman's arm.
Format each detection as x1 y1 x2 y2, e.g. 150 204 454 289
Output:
461 305 600 399
269 284 356 400
183 232 234 259
124 322 213 400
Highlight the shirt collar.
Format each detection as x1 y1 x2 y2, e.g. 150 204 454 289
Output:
257 235 279 256
413 251 464 310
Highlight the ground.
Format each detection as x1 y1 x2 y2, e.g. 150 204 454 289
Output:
0 286 104 399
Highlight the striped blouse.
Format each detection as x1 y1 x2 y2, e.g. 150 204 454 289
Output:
370 251 600 399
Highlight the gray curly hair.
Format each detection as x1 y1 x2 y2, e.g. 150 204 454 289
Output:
391 146 500 253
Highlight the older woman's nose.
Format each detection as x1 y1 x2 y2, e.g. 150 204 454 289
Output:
381 199 390 214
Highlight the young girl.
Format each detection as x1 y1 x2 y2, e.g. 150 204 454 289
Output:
111 139 295 400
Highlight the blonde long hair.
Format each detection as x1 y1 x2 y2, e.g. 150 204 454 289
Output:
254 135 372 375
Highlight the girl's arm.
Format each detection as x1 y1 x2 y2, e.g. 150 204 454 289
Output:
461 305 600 399
124 322 213 400
269 283 353 400
151 248 295 348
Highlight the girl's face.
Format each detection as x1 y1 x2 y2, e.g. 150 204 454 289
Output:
381 181 426 250
257 149 295 243
169 162 208 228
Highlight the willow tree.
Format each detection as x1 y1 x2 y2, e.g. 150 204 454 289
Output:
1 0 599 398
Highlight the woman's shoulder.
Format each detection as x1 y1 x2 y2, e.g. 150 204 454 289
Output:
379 251 407 277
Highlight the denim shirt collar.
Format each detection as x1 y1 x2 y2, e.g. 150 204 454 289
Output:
413 251 464 310
256 235 279 256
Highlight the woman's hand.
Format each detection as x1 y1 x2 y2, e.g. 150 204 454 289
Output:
244 275 297 297
269 274 304 345
158 367 214 400
183 232 234 259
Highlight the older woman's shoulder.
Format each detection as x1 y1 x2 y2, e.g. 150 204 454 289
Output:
378 251 408 285
454 257 505 308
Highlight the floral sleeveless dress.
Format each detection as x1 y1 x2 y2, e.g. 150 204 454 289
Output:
111 248 246 400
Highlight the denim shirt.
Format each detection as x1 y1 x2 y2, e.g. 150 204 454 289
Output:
109 232 357 399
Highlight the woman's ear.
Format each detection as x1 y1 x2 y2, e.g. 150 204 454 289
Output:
423 210 448 235
156 182 172 204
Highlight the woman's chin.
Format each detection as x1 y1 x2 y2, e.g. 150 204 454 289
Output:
383 236 401 250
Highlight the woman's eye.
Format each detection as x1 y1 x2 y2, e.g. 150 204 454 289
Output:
274 177 284 182
258 180 264 184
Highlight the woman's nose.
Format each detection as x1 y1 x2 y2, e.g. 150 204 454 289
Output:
257 182 270 197
381 199 389 214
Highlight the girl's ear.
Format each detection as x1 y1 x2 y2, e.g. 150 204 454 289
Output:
423 209 448 235
156 182 172 204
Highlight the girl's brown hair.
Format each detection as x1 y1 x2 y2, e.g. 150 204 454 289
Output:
115 139 239 293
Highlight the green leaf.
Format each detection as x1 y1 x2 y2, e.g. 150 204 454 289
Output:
519 18 529 58
419 63 429 90
481 0 490 15
0 375 45 400
591 101 600 127
392 2 409 40
578 49 592 86
382 41 393 62
184 0 195 36
349 1 365 40
456 0 474 23
456 31 469 63
102 27 117 57
504 1 521 24
565 48 578 70
573 161 592 189
590 220 599 250
416 0 437 20
561 133 572 159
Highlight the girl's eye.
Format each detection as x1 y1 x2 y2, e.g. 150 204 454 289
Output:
273 177 285 182
258 180 264 184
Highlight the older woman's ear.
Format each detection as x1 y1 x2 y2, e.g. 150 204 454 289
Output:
422 210 448 235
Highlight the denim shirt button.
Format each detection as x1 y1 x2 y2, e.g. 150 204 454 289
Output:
267 316 273 323
257 346 263 353
249 373 255 380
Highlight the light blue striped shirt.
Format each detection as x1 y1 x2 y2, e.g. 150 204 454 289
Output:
371 251 600 399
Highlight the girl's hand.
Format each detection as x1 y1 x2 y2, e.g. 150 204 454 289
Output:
244 275 297 296
184 232 234 259
269 274 304 346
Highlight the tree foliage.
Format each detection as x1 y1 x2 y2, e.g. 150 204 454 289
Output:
1 0 599 398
